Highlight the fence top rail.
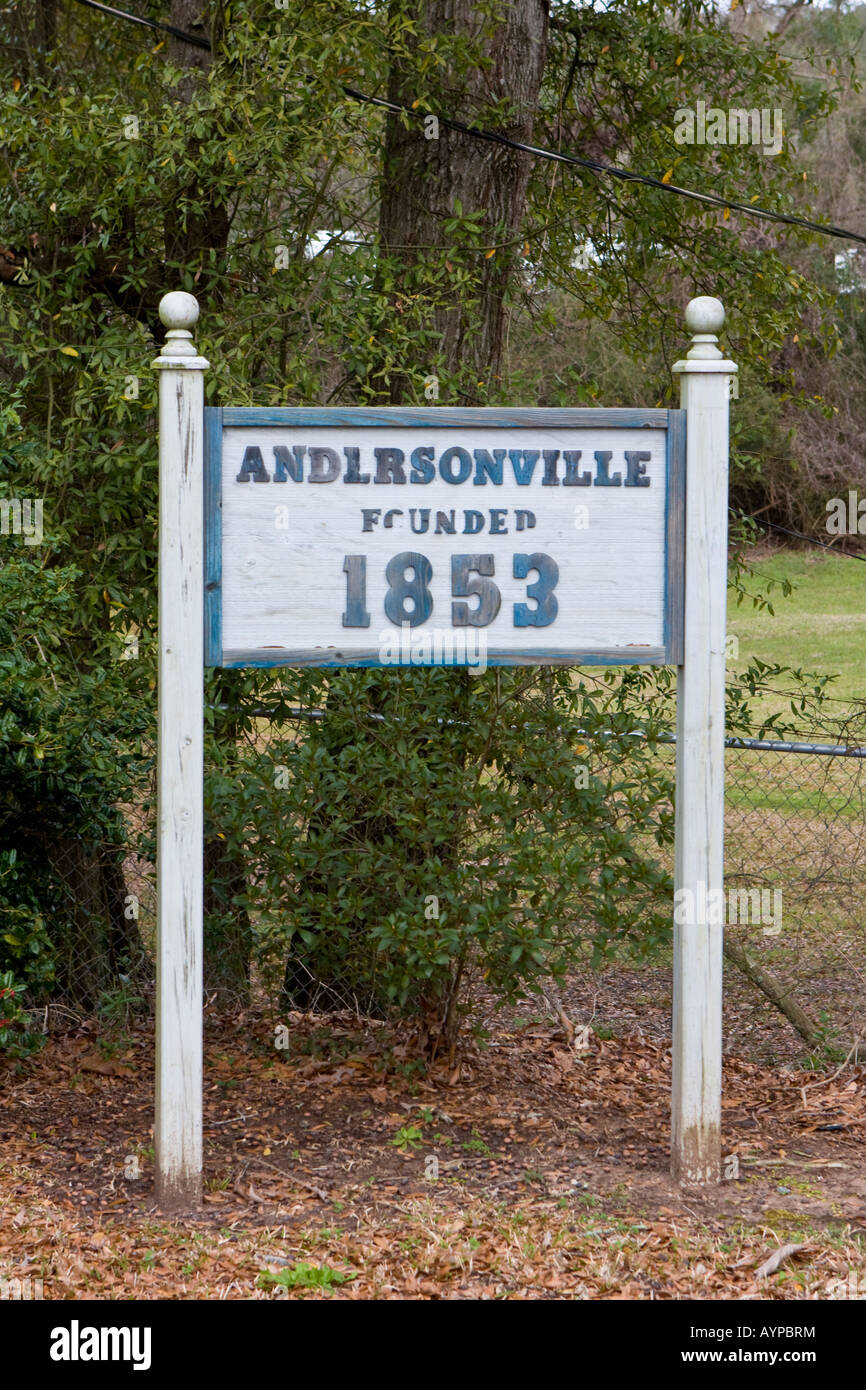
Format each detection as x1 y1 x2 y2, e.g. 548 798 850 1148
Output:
208 704 866 756
722 736 866 757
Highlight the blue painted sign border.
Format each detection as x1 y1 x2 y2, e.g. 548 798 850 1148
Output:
203 406 685 669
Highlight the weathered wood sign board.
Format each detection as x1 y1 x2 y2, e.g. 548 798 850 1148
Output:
203 408 685 669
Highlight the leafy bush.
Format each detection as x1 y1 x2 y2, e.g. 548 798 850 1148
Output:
0 867 53 1056
245 665 675 1055
0 555 153 1033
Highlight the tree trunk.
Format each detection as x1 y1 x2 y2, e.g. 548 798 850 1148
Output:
724 936 821 1046
35 0 57 52
163 2 231 303
168 0 213 75
378 0 549 398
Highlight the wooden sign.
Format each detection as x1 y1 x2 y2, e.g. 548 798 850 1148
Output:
154 293 735 1210
203 408 685 669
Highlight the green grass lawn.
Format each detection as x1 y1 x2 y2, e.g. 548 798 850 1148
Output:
727 546 865 709
721 545 866 822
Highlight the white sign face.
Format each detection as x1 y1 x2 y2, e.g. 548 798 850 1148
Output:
205 408 684 668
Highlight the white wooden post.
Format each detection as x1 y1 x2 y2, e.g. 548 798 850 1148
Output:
153 292 208 1210
671 297 736 1184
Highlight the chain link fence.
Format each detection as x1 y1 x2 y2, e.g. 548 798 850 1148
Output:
722 730 866 1057
17 698 866 1061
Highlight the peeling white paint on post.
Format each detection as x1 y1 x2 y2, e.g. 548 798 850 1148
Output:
153 293 208 1210
671 298 736 1184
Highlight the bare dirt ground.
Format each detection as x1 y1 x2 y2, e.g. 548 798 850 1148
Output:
1 971 864 1300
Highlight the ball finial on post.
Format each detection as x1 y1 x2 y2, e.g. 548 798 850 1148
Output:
157 291 201 360
684 296 725 361
685 296 725 336
159 291 199 331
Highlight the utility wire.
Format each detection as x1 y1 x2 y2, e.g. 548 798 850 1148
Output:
748 517 866 561
342 87 866 248
69 0 211 49
69 0 866 248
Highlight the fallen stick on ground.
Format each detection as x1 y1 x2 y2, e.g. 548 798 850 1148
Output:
755 1243 808 1279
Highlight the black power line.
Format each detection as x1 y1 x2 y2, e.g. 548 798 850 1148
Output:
70 0 211 49
68 0 866 248
343 86 866 249
748 517 866 562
